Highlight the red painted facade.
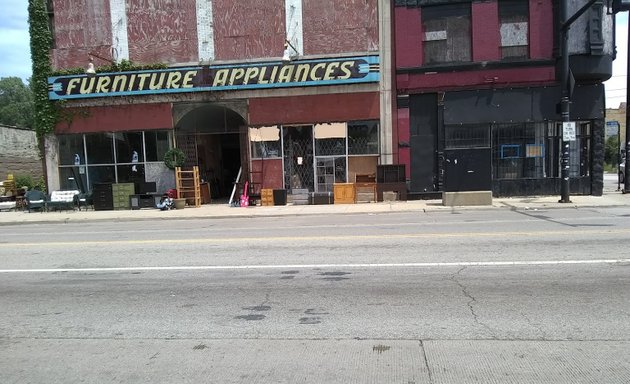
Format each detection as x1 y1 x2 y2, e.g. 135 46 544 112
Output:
126 0 199 64
472 1 500 62
302 0 379 54
213 0 286 60
55 103 173 134
249 92 380 126
397 66 556 93
529 0 554 59
394 7 423 68
51 0 113 69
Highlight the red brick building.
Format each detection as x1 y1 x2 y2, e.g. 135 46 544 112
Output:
45 0 390 204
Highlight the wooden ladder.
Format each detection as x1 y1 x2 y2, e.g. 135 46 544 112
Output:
175 166 202 207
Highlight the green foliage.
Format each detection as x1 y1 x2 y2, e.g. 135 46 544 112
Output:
604 135 620 165
14 174 46 192
51 59 168 77
164 148 187 169
0 77 34 128
28 0 56 140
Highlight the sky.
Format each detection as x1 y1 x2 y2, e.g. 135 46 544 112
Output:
0 0 628 108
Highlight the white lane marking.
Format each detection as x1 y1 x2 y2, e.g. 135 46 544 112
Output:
0 259 628 274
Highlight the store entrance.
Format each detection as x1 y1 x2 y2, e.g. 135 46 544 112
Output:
174 104 246 201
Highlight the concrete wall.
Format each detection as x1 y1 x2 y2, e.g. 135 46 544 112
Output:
0 125 43 181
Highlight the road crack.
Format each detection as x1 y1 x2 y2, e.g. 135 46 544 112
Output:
450 267 495 337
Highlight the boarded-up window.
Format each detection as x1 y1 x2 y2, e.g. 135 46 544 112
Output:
499 0 529 59
422 3 471 65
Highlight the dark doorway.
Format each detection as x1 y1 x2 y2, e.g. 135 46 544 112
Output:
174 104 246 202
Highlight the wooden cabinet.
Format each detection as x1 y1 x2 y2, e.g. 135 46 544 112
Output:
333 183 355 204
112 183 135 210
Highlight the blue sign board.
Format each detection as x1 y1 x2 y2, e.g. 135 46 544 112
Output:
48 55 380 100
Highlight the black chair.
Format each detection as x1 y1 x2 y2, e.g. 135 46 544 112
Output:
25 190 47 212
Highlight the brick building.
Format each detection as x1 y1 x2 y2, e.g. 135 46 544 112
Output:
43 0 614 201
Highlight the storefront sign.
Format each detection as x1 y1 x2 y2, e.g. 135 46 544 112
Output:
48 55 379 100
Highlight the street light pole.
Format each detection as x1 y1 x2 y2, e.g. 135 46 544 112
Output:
558 0 601 203
625 22 630 192
559 0 571 203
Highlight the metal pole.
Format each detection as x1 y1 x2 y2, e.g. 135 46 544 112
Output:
624 22 630 193
618 122 622 191
559 0 571 203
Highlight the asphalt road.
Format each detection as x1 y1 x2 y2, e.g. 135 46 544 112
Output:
1 207 629 383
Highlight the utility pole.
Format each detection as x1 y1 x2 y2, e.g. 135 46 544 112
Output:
558 0 600 203
625 22 630 192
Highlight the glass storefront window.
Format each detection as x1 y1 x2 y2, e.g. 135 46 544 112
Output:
58 135 85 165
250 126 281 159
115 132 144 164
145 131 170 161
348 120 379 155
85 133 114 164
314 123 346 156
86 166 116 189
117 164 145 183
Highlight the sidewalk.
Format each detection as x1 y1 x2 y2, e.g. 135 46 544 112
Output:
1 190 628 225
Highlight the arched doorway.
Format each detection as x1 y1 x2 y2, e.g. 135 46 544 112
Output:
173 103 247 201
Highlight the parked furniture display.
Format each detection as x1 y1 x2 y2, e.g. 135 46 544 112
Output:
74 191 93 211
25 190 47 212
261 189 273 206
376 165 407 202
112 183 135 210
129 194 161 210
93 183 114 211
200 182 211 204
47 190 80 211
176 166 201 207
354 174 376 203
309 192 334 205
272 189 287 205
333 183 356 204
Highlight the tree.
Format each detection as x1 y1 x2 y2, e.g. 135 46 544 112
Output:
0 77 34 128
604 135 620 166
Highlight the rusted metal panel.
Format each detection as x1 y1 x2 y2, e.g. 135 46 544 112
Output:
302 0 379 55
213 0 286 60
252 159 283 189
249 92 380 126
55 103 173 134
126 0 198 64
51 0 112 69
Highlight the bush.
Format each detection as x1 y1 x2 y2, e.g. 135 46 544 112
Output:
13 174 46 193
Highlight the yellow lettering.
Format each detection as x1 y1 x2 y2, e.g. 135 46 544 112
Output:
95 76 111 93
229 68 245 85
258 67 269 84
243 67 260 85
166 72 182 88
136 73 151 89
213 69 228 87
111 75 127 92
182 71 197 88
277 65 295 83
128 74 136 91
79 77 96 94
339 61 354 79
66 78 80 95
323 62 340 80
294 64 311 82
309 63 326 81
149 72 166 90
